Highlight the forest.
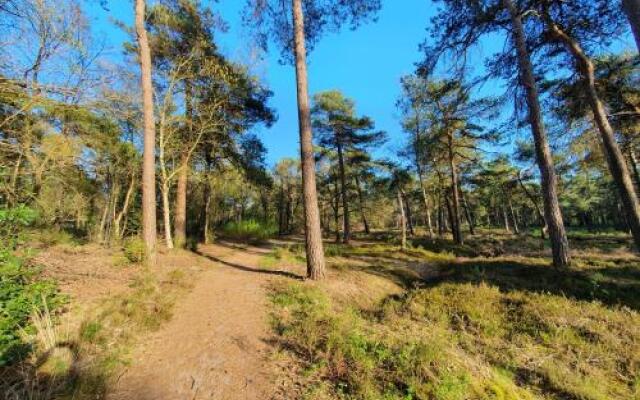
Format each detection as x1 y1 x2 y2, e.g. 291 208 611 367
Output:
1 0 640 399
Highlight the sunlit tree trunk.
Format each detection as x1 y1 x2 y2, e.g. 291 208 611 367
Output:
292 0 326 279
174 159 188 248
545 16 640 252
397 190 407 250
354 175 370 234
135 0 157 266
161 182 174 249
504 0 570 267
460 189 475 235
336 140 350 243
447 131 463 244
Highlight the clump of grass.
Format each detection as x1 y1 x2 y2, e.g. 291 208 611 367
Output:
220 219 277 243
122 237 145 264
261 245 305 269
271 273 640 400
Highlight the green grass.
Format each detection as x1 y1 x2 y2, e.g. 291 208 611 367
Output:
220 219 278 243
269 238 640 400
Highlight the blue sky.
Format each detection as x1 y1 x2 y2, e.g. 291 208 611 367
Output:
89 0 437 166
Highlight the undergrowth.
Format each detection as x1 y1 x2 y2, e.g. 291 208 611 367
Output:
269 246 640 400
220 219 277 243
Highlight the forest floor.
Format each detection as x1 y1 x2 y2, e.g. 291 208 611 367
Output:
4 228 640 400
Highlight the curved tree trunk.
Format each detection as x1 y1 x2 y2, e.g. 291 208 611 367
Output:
504 0 570 267
545 16 640 251
135 0 157 266
292 0 326 280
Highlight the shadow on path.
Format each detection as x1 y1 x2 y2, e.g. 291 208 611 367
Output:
195 249 303 280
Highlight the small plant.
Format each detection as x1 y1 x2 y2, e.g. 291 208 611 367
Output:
122 237 145 263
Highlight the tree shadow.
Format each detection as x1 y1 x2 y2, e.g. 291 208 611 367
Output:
194 249 304 280
425 258 640 311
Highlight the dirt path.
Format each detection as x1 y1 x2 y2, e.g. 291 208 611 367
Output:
108 242 299 400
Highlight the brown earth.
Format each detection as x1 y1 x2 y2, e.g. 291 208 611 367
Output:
107 242 304 400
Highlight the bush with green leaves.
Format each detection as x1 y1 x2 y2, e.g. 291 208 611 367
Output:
0 206 62 366
123 237 146 263
220 219 277 243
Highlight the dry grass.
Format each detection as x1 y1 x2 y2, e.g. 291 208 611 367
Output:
268 233 640 400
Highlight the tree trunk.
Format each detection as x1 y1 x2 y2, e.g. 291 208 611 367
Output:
507 193 520 234
628 147 640 191
354 175 370 234
460 189 475 235
397 190 407 251
447 131 463 244
161 183 174 249
517 170 547 240
336 142 350 243
504 0 570 267
545 16 640 251
292 0 326 279
401 190 415 236
114 173 136 241
135 0 157 266
623 0 640 52
502 205 512 233
174 160 188 248
413 112 435 238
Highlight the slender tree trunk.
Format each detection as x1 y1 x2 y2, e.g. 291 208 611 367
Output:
504 0 570 267
336 142 350 243
135 0 157 266
397 190 407 251
401 190 415 236
545 16 640 251
114 173 136 241
507 193 519 234
354 175 370 234
413 112 434 238
623 0 640 52
447 132 463 244
161 183 174 249
460 189 475 235
503 206 512 233
628 147 640 191
292 0 326 279
174 159 188 248
517 171 547 239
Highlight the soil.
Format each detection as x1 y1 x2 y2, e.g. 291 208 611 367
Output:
107 242 304 400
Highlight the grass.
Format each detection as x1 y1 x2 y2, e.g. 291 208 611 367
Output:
220 219 278 244
268 232 640 400
2 265 193 400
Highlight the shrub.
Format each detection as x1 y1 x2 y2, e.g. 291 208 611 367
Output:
220 219 277 243
0 206 63 366
123 237 145 263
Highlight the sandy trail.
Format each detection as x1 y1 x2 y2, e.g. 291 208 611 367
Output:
108 242 299 400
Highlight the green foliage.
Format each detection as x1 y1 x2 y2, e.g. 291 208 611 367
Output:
271 265 640 400
122 237 146 264
0 206 62 366
220 219 277 243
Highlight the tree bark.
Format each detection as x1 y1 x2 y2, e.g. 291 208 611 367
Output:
628 147 640 191
517 170 547 239
161 182 174 249
336 141 350 243
401 190 415 236
354 175 370 234
623 0 640 52
504 0 570 267
447 131 463 244
460 189 475 235
544 15 640 252
135 0 157 266
292 0 326 279
174 159 188 248
397 190 407 250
